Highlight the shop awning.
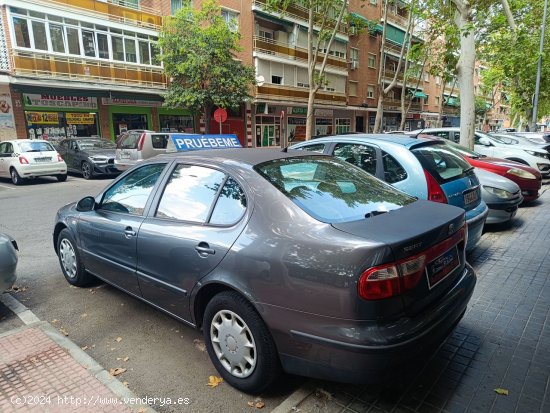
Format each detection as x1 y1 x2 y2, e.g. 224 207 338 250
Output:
413 91 427 98
446 97 459 107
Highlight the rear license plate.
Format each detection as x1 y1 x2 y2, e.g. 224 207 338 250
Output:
426 246 460 289
463 189 478 205
120 152 131 159
34 157 52 163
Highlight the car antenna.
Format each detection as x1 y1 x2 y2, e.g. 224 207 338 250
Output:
414 128 426 139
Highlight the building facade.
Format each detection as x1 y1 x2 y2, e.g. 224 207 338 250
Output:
0 0 510 145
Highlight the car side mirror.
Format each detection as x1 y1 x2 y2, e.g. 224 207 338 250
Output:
76 196 96 212
479 137 491 146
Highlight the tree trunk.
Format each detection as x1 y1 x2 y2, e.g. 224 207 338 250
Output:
203 105 212 134
306 89 316 139
374 95 384 132
453 3 476 150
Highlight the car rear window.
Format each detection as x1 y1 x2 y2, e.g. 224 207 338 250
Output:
151 134 169 149
254 156 415 224
119 132 142 149
18 141 55 152
412 144 473 184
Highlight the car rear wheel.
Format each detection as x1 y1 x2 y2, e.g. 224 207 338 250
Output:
57 229 94 286
57 174 67 182
203 291 281 394
10 168 24 185
81 161 93 180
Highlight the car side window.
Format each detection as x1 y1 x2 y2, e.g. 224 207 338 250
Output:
210 177 247 225
333 143 377 175
473 133 481 144
294 143 325 153
453 132 460 143
2 143 13 154
151 134 169 149
431 131 451 140
0 143 7 154
100 163 166 215
156 164 226 223
382 151 408 183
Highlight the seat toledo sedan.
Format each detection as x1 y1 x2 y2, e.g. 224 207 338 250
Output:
53 149 476 393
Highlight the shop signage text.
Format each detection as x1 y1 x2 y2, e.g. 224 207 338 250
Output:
288 107 307 115
24 94 98 109
170 134 242 151
101 98 163 107
315 109 333 117
66 113 96 125
26 112 59 124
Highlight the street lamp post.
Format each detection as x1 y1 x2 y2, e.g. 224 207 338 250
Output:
532 0 548 130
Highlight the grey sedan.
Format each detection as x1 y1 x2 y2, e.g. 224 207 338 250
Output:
56 138 120 179
475 168 523 224
53 149 476 393
0 233 18 292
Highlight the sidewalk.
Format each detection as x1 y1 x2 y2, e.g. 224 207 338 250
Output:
279 187 550 413
0 321 155 413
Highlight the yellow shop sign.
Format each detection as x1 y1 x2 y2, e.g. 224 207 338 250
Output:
26 111 59 124
66 113 96 125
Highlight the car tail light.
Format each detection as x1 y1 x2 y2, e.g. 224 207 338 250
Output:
137 133 146 151
57 154 64 162
19 156 29 164
424 169 448 203
358 225 466 300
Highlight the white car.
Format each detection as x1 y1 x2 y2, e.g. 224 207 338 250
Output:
0 139 67 185
409 128 550 178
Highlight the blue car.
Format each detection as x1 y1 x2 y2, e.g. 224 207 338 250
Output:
291 134 488 251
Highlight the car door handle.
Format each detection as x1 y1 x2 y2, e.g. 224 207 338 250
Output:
124 227 136 238
195 242 215 256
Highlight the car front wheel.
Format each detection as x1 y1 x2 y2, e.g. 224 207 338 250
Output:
203 291 281 394
57 229 94 286
10 168 24 185
57 174 67 182
81 161 93 180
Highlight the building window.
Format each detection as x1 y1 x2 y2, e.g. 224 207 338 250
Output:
125 38 137 62
222 9 239 32
49 24 66 53
13 17 31 48
368 53 376 68
171 0 190 14
424 72 429 82
424 95 429 105
336 118 351 134
350 48 359 67
370 0 377 4
436 96 440 105
349 81 358 96
31 21 48 50
435 76 441 85
367 85 374 99
272 75 282 84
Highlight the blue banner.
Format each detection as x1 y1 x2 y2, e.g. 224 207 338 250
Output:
170 134 242 151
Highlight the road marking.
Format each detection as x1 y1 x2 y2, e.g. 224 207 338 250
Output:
0 184 15 190
0 293 40 324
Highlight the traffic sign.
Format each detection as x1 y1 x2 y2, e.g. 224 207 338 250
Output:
213 108 228 123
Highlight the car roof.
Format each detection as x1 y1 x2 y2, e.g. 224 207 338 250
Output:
156 148 326 167
306 133 443 149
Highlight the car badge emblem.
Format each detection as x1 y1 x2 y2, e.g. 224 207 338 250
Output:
448 223 456 235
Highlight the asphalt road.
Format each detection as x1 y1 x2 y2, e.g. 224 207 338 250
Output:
0 175 302 413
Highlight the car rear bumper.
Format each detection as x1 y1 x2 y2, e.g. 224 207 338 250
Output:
114 159 140 171
17 163 67 177
264 264 476 383
465 202 488 251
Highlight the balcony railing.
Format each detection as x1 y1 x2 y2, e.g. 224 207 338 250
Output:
384 70 405 81
13 50 166 89
253 36 348 69
36 0 162 29
253 0 347 35
256 84 346 105
384 42 406 56
386 11 409 28
383 98 421 111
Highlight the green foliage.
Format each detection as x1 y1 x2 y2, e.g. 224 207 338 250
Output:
157 0 256 118
475 96 490 117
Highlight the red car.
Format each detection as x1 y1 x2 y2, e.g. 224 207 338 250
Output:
420 136 542 203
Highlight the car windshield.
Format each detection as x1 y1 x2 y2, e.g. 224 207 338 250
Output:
77 139 115 150
478 131 507 144
412 143 473 184
254 156 415 224
18 141 55 153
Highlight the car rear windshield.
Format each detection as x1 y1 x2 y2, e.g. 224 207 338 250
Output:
412 143 473 184
18 141 55 153
119 132 143 149
254 156 415 224
78 139 116 150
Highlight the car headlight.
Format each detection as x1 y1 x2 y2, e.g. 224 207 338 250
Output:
507 168 537 180
89 156 108 164
484 186 515 199
524 150 548 159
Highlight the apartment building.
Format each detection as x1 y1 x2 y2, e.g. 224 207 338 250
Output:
0 0 509 145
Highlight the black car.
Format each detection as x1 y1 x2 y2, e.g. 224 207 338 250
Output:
56 138 120 179
53 149 476 393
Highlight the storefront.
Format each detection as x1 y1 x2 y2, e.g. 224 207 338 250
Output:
23 93 100 141
102 98 156 138
158 108 194 133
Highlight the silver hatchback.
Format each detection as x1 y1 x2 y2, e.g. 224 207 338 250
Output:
114 130 170 171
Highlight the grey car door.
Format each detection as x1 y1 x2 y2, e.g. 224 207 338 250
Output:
136 163 248 321
77 163 167 296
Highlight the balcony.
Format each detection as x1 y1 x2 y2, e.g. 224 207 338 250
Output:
36 0 162 30
384 70 405 82
384 42 406 56
13 50 166 89
253 36 348 70
383 98 421 111
256 84 346 106
253 0 347 35
386 10 409 28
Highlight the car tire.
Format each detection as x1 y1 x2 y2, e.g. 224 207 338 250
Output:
81 161 93 180
57 229 94 287
10 168 24 186
57 174 68 182
203 291 281 394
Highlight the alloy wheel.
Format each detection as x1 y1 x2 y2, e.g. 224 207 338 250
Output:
81 162 92 179
59 238 77 279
